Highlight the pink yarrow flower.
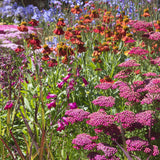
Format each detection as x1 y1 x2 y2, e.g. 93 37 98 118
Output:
128 47 149 56
86 110 114 127
97 143 117 157
126 137 149 151
94 83 112 90
118 60 140 67
72 133 98 150
114 110 135 128
92 96 115 107
65 109 90 124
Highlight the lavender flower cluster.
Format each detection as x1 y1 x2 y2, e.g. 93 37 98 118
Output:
0 0 85 24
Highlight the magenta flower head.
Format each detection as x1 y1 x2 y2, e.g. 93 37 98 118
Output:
57 117 69 132
46 100 56 109
57 120 65 132
46 93 57 99
57 81 65 89
68 102 78 109
62 117 69 125
63 73 72 82
76 67 80 77
81 76 89 86
4 101 13 110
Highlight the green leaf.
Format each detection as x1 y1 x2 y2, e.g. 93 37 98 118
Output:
24 97 32 112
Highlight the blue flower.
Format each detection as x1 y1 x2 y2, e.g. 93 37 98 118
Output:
14 6 26 19
1 5 15 18
25 5 35 18
31 7 42 21
2 0 12 6
42 8 56 22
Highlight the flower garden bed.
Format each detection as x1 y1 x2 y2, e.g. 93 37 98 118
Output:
1 0 160 159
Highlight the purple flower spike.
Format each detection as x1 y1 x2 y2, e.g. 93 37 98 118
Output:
46 93 57 99
68 102 78 109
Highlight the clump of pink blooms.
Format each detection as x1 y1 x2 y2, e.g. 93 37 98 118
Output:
92 96 115 108
118 60 140 67
65 109 90 124
149 32 160 41
94 83 112 90
128 47 149 56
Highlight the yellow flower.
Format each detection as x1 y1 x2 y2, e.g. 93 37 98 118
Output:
82 83 85 87
124 50 130 56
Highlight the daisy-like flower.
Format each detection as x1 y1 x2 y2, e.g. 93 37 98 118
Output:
71 5 82 14
90 10 99 18
57 18 66 26
53 26 64 35
15 46 25 53
28 19 39 27
47 59 58 67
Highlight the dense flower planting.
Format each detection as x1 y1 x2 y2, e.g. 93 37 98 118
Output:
1 0 160 159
